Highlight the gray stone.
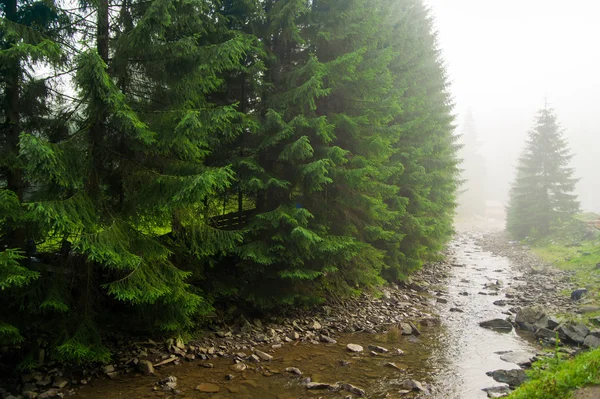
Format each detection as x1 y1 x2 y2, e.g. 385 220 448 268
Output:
486 369 527 387
536 328 558 340
102 364 115 374
254 349 273 361
53 378 68 389
320 335 337 344
557 322 589 344
479 319 513 332
482 386 512 398
22 392 39 399
402 379 426 392
38 390 63 399
515 307 545 331
339 383 366 397
306 382 337 390
285 367 302 376
583 334 600 348
400 322 413 335
195 383 220 393
346 343 363 352
368 345 388 353
499 351 536 367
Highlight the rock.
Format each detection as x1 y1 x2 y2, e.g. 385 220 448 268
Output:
53 378 68 389
583 334 600 348
154 356 177 367
346 343 363 353
23 392 39 399
200 362 214 368
493 300 508 307
368 345 388 353
459 291 469 296
394 348 405 355
437 298 448 304
408 321 421 336
137 360 155 375
254 349 273 361
479 319 513 332
38 390 63 399
400 323 413 335
450 307 464 313
160 376 177 391
579 306 600 314
482 386 512 398
320 335 337 344
536 328 558 340
306 382 337 390
402 379 426 392
195 383 220 393
557 322 589 344
515 307 546 331
230 363 247 372
102 364 115 374
339 383 366 397
285 367 303 376
486 369 527 387
571 288 588 300
499 351 536 367
249 354 261 363
385 362 403 370
310 320 322 330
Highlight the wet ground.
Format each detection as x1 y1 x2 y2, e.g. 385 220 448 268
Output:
74 232 540 399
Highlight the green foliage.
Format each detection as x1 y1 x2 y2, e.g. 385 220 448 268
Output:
507 347 600 399
1 0 459 365
507 107 580 239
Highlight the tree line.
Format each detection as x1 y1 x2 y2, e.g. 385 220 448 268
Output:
0 0 459 364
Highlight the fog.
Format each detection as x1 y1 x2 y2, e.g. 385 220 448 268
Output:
425 0 600 212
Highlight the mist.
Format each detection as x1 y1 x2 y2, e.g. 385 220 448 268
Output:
425 0 600 212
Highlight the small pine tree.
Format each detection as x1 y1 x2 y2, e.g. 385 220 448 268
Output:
506 106 579 239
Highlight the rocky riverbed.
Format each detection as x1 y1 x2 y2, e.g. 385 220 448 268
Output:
2 228 596 399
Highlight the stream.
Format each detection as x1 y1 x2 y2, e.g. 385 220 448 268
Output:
73 232 540 399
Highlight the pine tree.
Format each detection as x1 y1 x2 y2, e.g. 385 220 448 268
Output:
506 106 579 239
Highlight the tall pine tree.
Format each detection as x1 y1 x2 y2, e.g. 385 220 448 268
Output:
506 105 579 239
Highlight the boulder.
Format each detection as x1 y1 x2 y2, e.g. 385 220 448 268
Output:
137 360 155 375
306 382 337 390
285 367 302 376
482 386 512 398
479 319 513 332
515 307 546 331
402 379 427 392
535 328 558 340
400 323 413 335
486 369 527 387
339 383 366 397
571 288 588 301
557 322 589 344
499 351 536 367
583 334 600 348
368 345 388 353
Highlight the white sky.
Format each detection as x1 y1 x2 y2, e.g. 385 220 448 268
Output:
424 0 600 211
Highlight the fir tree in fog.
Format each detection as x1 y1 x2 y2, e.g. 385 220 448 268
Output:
457 111 486 217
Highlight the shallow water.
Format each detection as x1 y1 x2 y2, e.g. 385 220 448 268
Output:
74 233 539 399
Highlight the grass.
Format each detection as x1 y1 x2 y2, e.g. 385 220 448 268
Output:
506 347 600 399
507 215 600 398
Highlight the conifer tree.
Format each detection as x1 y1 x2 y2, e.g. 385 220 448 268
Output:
506 106 579 239
457 111 487 217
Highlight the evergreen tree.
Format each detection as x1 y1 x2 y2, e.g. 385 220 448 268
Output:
456 111 487 217
506 106 579 239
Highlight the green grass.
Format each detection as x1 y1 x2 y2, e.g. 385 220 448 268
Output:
507 347 600 399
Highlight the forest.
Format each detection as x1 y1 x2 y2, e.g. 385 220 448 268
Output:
0 0 459 364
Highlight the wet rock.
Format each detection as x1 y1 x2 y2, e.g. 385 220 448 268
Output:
306 382 337 390
449 307 464 313
493 300 508 306
579 306 600 314
385 362 403 370
285 367 303 376
408 321 421 336
200 362 214 368
195 383 220 393
486 369 527 387
160 376 177 391
515 306 546 331
102 364 115 374
23 392 39 399
254 349 273 361
310 320 322 330
53 378 68 389
137 360 154 375
230 363 247 372
320 335 337 344
482 386 512 398
368 345 388 353
499 351 536 367
535 328 558 340
437 298 448 304
346 343 363 352
339 383 366 397
479 319 513 332
459 291 469 296
402 379 427 392
557 322 589 344
571 288 588 300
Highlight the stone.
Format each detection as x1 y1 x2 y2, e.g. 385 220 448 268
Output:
230 363 247 372
402 379 426 392
385 362 403 370
536 328 558 340
583 334 600 348
23 392 39 399
102 364 115 374
368 345 388 353
310 320 322 330
254 349 273 361
557 322 589 344
137 360 154 375
400 323 413 335
479 319 513 332
285 367 303 376
450 307 464 313
486 369 527 387
38 390 63 399
200 362 214 368
195 383 220 393
482 386 512 398
53 378 68 389
320 335 337 344
339 383 366 397
437 298 448 304
515 307 546 331
499 351 536 367
249 354 261 362
306 382 337 390
571 288 588 301
346 343 363 352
